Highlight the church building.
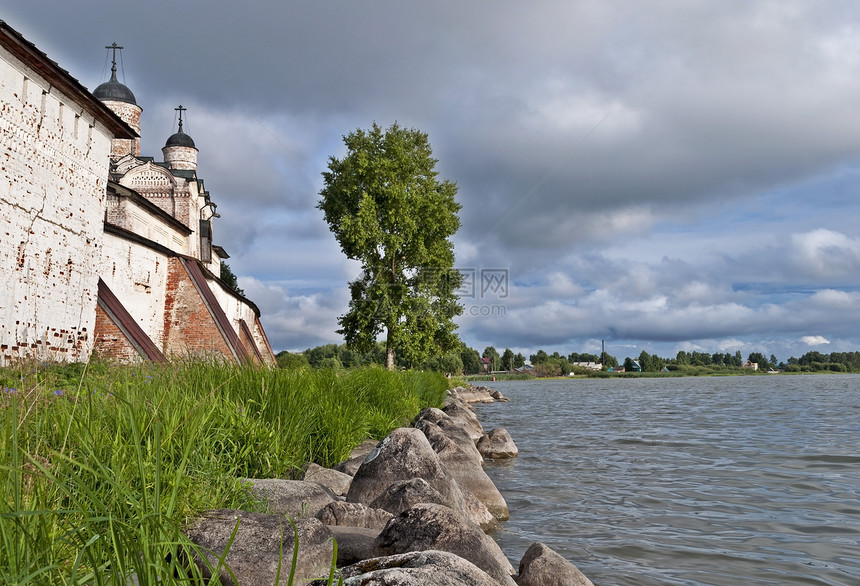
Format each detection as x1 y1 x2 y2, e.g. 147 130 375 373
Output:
0 21 275 365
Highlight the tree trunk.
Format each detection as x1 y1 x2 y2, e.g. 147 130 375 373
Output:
386 330 395 370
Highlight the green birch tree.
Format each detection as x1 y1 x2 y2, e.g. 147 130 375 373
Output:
501 348 515 371
318 122 463 369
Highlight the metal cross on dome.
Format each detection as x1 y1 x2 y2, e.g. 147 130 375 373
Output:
175 104 187 132
105 42 123 75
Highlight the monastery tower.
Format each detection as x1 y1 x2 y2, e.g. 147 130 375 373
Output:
162 105 198 171
92 43 141 158
93 44 210 262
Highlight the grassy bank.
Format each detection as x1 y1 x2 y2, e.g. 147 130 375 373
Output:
0 361 447 584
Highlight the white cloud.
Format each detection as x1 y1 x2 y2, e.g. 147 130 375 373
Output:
806 288 860 309
240 276 347 351
789 229 860 279
801 335 830 346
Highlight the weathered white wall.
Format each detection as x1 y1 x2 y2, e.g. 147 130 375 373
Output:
208 276 253 330
0 45 114 364
99 231 171 351
205 248 222 276
105 191 190 254
118 163 202 259
103 99 141 157
206 275 271 360
162 145 197 171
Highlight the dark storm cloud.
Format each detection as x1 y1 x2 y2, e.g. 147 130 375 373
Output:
6 0 860 356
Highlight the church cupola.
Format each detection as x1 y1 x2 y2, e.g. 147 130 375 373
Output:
162 105 198 171
94 43 141 158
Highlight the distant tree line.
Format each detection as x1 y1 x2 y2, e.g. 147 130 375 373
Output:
783 351 860 373
277 344 860 376
525 349 619 377
625 350 860 373
634 350 770 372
276 342 468 374
277 343 619 376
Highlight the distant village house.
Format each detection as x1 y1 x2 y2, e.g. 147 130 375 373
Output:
741 360 759 371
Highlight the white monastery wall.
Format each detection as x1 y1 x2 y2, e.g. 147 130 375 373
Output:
205 249 222 276
0 44 114 364
205 274 268 355
207 275 256 330
99 231 170 350
117 165 202 259
105 192 189 254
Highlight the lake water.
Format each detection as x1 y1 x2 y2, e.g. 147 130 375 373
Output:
474 375 860 585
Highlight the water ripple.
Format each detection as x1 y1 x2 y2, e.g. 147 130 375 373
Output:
477 375 860 586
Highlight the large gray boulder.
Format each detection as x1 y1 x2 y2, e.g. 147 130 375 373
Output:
435 418 486 461
315 501 393 530
184 510 334 585
368 477 499 531
308 550 500 586
415 419 508 521
415 420 484 471
413 406 448 426
449 385 496 404
369 477 449 515
303 463 353 496
517 542 595 586
489 389 509 402
458 480 501 532
477 427 519 459
442 400 485 440
246 479 338 519
346 428 466 513
414 418 483 466
373 504 516 586
333 439 380 476
327 525 379 566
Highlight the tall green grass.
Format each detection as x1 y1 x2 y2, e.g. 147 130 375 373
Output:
0 361 447 584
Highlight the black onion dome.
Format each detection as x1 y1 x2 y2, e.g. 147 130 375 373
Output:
93 73 137 105
165 130 196 148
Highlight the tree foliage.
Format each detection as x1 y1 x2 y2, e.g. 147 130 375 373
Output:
514 352 526 369
482 346 500 371
747 352 768 369
501 348 515 371
219 260 244 296
275 351 309 369
318 123 462 369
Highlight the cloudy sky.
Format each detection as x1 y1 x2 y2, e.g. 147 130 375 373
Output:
7 1 860 361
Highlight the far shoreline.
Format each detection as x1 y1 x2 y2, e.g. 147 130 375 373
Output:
461 370 854 382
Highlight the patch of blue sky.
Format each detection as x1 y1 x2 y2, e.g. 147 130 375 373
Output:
652 163 860 240
730 283 825 308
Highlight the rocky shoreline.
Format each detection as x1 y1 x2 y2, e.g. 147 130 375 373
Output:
182 385 595 585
